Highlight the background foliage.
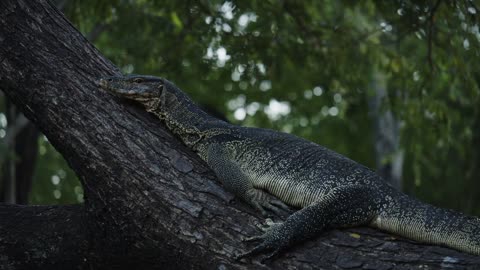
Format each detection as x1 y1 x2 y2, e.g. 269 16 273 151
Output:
1 0 479 215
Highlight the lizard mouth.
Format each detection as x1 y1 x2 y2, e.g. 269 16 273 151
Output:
98 76 161 100
98 77 115 93
98 77 132 96
98 78 109 89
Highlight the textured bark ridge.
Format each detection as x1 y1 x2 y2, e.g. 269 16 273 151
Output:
0 1 479 269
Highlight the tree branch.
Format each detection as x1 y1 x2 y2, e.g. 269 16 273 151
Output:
0 0 479 269
0 204 89 269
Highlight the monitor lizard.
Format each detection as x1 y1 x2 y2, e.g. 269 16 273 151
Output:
98 74 480 261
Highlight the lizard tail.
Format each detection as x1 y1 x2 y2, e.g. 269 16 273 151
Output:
371 194 480 255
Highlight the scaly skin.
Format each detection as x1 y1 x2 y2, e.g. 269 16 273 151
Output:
99 74 480 260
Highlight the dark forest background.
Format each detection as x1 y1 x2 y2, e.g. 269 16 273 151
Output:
1 0 479 216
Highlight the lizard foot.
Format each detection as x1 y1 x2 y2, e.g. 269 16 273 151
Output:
236 218 288 263
243 218 282 241
244 189 290 217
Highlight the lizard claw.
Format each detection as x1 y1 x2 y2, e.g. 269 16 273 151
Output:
242 219 280 242
257 218 282 232
244 189 290 217
234 242 269 261
235 242 283 263
260 249 282 264
241 235 264 242
270 199 291 212
237 219 286 261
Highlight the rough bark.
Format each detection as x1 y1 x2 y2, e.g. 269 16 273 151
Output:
0 204 89 269
0 0 479 269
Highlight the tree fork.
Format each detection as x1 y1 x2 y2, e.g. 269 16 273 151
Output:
0 0 479 269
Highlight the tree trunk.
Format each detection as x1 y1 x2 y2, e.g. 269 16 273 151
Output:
2 100 17 203
369 70 404 190
0 0 479 269
13 120 39 204
0 105 38 204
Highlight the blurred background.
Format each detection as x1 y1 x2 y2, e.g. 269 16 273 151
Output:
0 0 479 215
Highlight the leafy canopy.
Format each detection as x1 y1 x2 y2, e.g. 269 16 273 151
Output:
6 0 478 214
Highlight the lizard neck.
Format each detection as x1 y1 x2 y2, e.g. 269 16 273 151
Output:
151 81 231 149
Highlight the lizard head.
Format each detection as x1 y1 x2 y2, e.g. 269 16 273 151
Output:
99 74 164 109
99 74 228 148
99 74 204 127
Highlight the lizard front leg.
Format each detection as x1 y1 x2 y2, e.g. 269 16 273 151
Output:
236 185 380 262
207 143 289 216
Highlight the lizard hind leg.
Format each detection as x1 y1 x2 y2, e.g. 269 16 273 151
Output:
236 185 380 262
206 143 290 217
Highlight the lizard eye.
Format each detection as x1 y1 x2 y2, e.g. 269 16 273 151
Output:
133 78 144 83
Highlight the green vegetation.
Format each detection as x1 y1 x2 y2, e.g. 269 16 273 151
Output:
1 1 479 214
